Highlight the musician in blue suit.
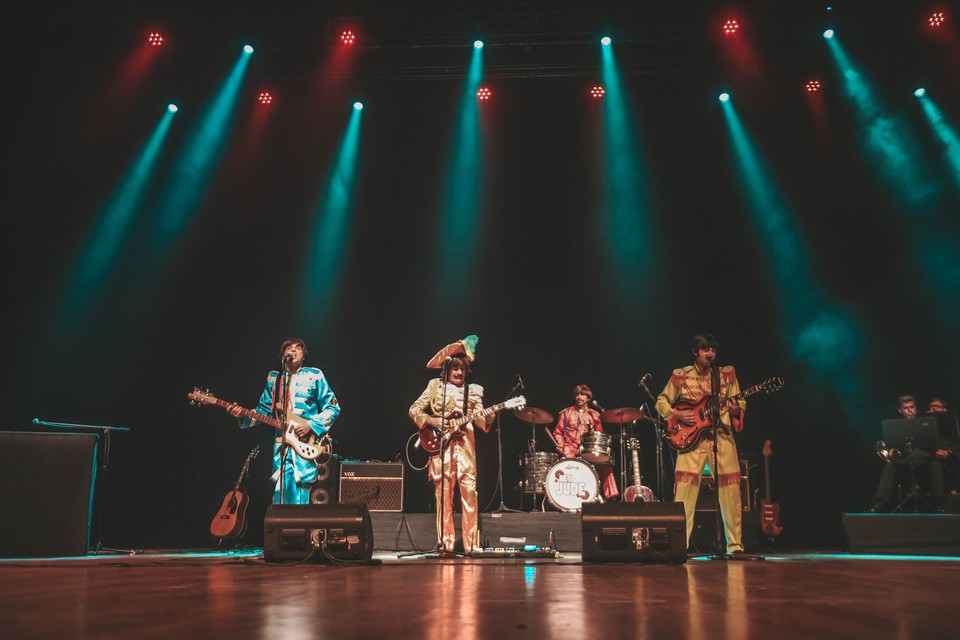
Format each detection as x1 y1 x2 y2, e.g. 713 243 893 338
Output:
227 338 340 504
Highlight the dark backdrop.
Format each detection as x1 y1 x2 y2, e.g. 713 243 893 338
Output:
5 0 959 551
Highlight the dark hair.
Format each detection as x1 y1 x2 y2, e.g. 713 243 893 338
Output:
280 337 307 358
444 355 472 379
691 333 719 353
897 395 917 408
573 384 593 401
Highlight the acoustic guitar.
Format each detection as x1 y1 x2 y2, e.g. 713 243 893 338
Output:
188 387 332 461
623 437 655 503
665 377 784 452
210 445 259 541
418 396 526 454
761 439 784 538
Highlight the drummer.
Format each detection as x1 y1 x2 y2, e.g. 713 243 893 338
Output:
552 384 619 501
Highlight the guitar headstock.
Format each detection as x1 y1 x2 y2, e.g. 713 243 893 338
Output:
506 395 527 411
248 445 260 460
763 439 772 458
759 377 784 394
188 387 218 406
626 437 640 451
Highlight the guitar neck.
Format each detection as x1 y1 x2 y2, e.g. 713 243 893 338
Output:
764 457 772 502
449 401 509 429
208 397 282 430
631 449 642 487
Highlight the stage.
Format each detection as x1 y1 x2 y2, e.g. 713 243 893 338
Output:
2 548 959 639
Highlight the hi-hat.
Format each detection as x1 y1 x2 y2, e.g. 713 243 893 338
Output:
600 407 648 424
513 406 554 424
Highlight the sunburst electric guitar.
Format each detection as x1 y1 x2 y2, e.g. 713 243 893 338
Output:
761 439 783 538
418 396 526 454
665 377 784 452
188 387 332 461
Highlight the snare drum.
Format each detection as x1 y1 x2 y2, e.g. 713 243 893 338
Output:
580 432 612 464
519 452 557 494
545 458 600 512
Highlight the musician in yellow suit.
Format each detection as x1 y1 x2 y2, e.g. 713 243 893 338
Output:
656 333 746 554
409 335 490 554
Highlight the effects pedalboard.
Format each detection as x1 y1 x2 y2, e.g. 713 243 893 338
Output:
470 545 559 558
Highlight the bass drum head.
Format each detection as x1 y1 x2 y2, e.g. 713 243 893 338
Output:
545 458 600 512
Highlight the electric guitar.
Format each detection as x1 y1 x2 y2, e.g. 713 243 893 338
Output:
623 437 655 503
210 445 259 541
418 396 526 454
665 377 784 452
188 387 332 461
761 439 783 538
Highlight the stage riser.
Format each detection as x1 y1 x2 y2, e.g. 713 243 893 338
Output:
843 513 960 555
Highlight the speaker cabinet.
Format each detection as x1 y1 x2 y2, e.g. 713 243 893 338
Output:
0 431 99 558
309 456 340 505
581 502 687 563
339 462 403 511
263 504 373 562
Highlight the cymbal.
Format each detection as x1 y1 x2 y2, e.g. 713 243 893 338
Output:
600 407 648 424
513 406 554 424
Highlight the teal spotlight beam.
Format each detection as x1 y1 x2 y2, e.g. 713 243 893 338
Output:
57 105 176 324
824 35 935 208
435 43 484 304
152 48 253 248
721 99 866 421
917 92 960 194
296 104 364 328
598 40 653 310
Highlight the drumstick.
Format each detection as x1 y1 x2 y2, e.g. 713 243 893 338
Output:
545 426 561 449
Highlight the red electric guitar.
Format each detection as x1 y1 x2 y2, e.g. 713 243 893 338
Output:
760 439 783 538
418 396 526 454
665 377 784 452
210 445 259 542
623 437 655 503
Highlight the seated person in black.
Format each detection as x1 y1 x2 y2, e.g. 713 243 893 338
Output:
869 395 945 512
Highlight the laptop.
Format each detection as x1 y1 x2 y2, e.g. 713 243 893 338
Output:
880 417 940 454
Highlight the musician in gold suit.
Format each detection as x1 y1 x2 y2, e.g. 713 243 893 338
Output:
408 335 491 554
655 333 745 554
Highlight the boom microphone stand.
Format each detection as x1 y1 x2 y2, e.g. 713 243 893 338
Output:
490 376 523 513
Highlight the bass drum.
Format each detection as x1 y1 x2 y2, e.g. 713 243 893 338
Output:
579 432 612 464
545 458 600 512
519 452 558 494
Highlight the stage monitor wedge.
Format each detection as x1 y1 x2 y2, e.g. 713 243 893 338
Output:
264 503 373 563
581 502 687 563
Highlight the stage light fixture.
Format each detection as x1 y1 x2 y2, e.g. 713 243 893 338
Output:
723 19 740 35
590 85 606 98
353 101 363 110
474 40 484 49
477 86 491 101
914 88 926 97
806 80 822 92
167 104 178 113
341 30 356 45
258 92 273 105
929 11 945 28
243 44 254 55
823 29 835 39
600 36 612 46
148 32 164 46
719 92 731 103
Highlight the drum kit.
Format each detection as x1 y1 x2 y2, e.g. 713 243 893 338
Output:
512 404 655 512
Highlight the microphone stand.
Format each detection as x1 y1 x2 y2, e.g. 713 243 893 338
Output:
491 379 522 513
637 381 668 500
276 356 292 505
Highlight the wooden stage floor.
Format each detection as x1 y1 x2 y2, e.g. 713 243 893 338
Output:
1 549 958 639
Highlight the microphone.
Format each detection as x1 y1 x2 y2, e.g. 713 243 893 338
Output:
283 353 294 362
515 374 524 390
591 400 606 412
638 373 653 398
